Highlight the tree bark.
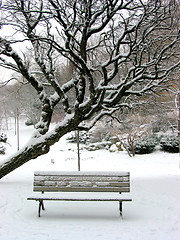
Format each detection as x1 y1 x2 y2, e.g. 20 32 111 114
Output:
0 113 80 179
0 141 50 179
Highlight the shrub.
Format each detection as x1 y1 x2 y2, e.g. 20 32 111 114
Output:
88 125 111 143
160 135 179 153
0 144 6 154
25 120 34 126
0 133 8 154
66 131 91 144
133 135 158 154
0 133 7 143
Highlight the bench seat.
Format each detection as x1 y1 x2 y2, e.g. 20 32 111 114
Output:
28 195 132 201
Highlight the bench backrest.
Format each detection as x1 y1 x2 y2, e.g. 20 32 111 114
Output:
33 171 130 193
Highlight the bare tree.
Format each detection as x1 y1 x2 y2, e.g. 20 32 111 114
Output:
0 0 179 178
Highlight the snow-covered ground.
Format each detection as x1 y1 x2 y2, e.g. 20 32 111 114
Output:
0 121 180 240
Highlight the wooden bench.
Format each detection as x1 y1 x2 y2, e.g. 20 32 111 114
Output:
27 171 132 217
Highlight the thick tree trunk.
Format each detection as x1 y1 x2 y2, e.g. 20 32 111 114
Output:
0 141 50 179
0 113 80 179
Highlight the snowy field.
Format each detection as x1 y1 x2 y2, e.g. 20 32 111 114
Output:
0 121 180 240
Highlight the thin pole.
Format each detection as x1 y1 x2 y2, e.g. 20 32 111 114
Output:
178 81 180 154
15 115 17 135
77 130 81 171
17 108 20 151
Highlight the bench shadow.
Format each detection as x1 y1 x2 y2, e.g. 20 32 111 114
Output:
38 203 123 221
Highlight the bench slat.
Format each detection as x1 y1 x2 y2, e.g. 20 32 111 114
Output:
34 171 130 176
33 186 130 192
34 181 130 187
34 176 129 182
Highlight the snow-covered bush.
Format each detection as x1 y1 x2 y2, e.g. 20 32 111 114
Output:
0 133 7 154
109 142 122 152
66 131 92 144
84 141 112 151
0 145 6 154
0 133 7 143
133 135 158 154
88 124 111 143
67 126 111 145
160 135 179 153
25 120 34 126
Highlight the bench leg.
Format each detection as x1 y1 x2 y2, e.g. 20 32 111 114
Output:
119 192 123 217
119 201 122 217
38 200 45 217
